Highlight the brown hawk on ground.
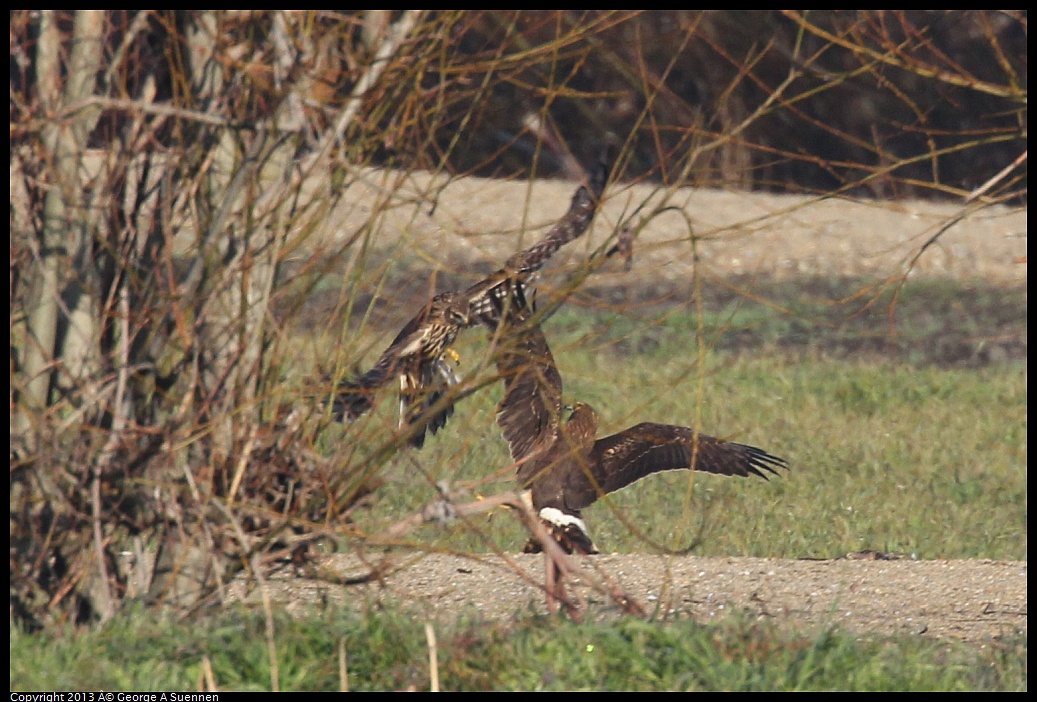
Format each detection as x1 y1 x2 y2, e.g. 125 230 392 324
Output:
332 144 613 447
486 296 788 557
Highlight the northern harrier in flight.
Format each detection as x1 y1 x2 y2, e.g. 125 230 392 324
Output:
487 298 787 562
332 145 613 447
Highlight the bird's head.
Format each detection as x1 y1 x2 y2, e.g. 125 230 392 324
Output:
564 401 592 419
446 305 471 327
563 402 598 440
431 292 471 327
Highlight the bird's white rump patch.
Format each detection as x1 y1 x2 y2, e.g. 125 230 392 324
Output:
538 507 589 536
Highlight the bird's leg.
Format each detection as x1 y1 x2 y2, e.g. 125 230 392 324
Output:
542 541 584 621
513 492 585 619
544 552 582 620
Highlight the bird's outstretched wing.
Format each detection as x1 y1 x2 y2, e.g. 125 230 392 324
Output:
332 297 442 421
491 298 565 463
561 423 786 510
506 143 612 273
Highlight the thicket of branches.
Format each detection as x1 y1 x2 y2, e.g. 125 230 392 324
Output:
9 10 1026 629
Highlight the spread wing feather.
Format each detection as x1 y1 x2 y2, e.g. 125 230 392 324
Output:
557 423 786 510
493 305 564 462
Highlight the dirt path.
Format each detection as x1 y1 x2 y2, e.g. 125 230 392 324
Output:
250 552 1025 644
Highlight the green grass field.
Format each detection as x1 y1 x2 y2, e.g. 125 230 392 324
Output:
322 276 1026 562
10 604 1026 691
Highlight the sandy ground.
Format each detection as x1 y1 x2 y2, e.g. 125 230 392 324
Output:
250 552 1025 645
269 171 1027 644
317 168 1026 288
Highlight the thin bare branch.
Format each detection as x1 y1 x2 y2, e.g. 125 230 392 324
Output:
781 10 1024 100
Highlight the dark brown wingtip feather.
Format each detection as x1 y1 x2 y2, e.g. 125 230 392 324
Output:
563 140 614 214
332 381 377 422
404 389 457 449
589 140 615 201
737 443 789 480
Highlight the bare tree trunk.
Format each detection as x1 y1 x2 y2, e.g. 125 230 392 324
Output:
145 10 313 608
17 10 105 441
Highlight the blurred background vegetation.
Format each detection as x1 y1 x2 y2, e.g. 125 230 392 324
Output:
9 11 1027 631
